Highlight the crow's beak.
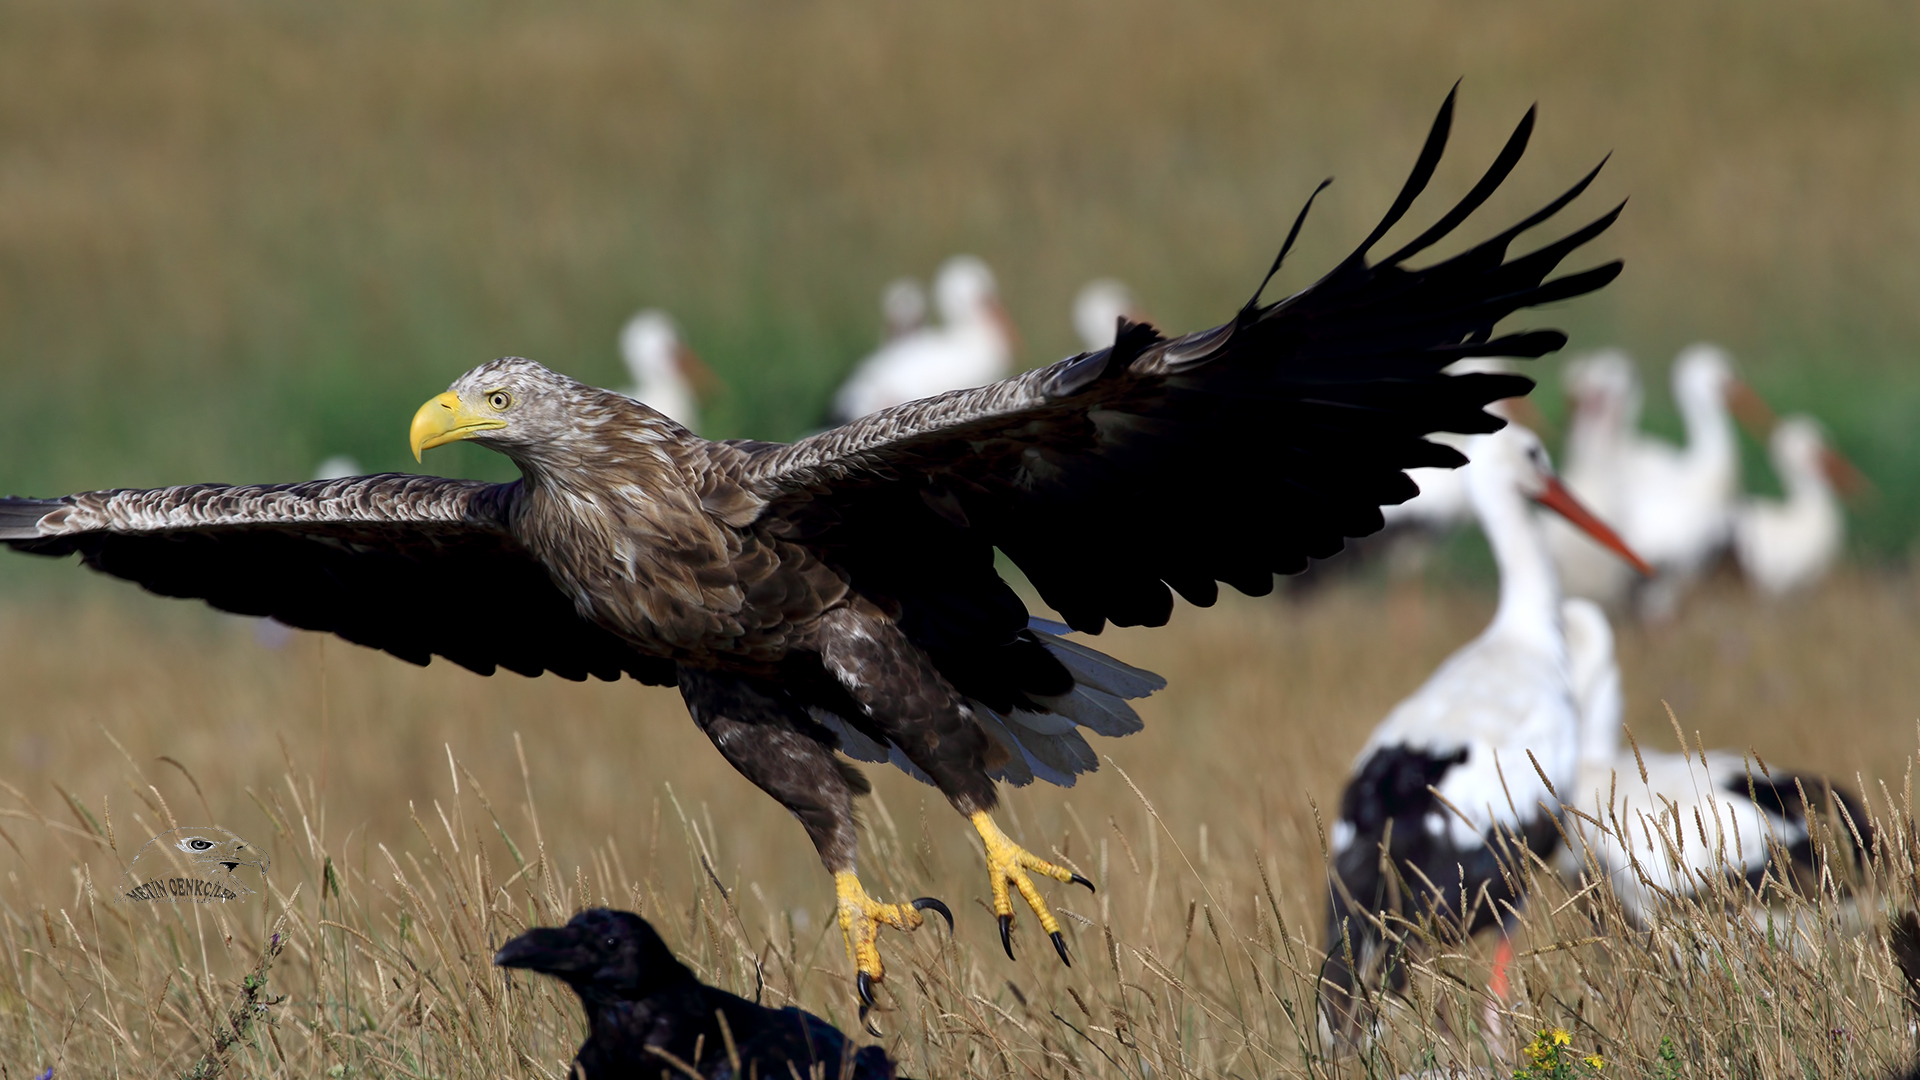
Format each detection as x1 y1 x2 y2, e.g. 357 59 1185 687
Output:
494 926 590 976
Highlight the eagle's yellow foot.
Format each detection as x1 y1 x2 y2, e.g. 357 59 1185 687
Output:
834 870 951 1033
970 810 1095 965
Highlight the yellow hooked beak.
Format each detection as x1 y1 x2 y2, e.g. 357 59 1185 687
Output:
409 391 507 462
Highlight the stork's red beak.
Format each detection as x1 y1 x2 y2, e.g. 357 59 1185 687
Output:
674 344 726 402
1821 446 1872 500
1532 476 1653 577
987 297 1024 356
1726 379 1777 436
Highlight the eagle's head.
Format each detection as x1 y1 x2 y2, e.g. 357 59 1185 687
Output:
493 908 694 1005
409 357 670 470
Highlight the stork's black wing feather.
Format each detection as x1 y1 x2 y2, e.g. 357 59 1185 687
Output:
750 91 1621 636
0 475 676 685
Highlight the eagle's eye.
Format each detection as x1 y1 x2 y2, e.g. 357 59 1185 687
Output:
187 838 214 851
487 390 513 411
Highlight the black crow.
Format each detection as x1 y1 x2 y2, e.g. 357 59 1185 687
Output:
496 908 898 1080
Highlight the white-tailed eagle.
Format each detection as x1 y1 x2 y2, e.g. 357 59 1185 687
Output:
1 91 1619 1024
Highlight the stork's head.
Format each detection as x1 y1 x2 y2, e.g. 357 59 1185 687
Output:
619 310 682 383
616 311 722 403
410 357 646 467
933 255 997 323
1563 349 1642 428
493 908 693 1004
1672 342 1733 402
1769 413 1868 496
1673 343 1781 438
1072 279 1138 351
1469 425 1652 576
933 255 1020 357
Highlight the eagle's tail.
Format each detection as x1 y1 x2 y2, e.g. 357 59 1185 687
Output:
970 627 1165 788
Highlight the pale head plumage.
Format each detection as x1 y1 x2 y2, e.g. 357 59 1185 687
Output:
428 357 678 476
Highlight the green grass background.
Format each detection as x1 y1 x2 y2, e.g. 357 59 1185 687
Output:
2 0 1918 573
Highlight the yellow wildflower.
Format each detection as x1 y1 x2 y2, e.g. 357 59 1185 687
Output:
1585 1054 1605 1069
1551 1028 1573 1047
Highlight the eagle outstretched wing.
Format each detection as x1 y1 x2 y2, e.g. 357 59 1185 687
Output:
0 91 1617 697
0 474 677 684
744 91 1620 634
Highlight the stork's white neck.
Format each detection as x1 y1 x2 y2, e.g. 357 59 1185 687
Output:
1677 375 1737 480
1470 459 1564 653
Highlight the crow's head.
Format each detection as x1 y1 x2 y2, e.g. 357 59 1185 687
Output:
494 908 694 1004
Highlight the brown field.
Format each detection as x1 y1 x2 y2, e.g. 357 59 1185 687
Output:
3 571 1919 1076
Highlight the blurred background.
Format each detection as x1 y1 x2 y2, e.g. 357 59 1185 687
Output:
1 0 1917 559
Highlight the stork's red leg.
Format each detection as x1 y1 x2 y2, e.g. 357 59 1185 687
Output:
1489 935 1515 999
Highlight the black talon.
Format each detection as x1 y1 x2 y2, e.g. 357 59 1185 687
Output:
998 913 1015 960
912 896 954 933
1070 873 1096 894
856 972 884 1035
1051 930 1072 967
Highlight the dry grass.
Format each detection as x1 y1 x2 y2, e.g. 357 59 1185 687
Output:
2 571 1920 1075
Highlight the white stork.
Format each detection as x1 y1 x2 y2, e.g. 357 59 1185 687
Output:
1733 415 1848 596
1615 344 1757 619
1324 424 1649 1039
1555 596 1871 923
829 255 1019 422
618 310 721 434
1544 350 1643 605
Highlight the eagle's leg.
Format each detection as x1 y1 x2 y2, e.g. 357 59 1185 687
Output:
814 602 1094 967
676 668 949 1027
832 870 941 1012
970 809 1094 964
